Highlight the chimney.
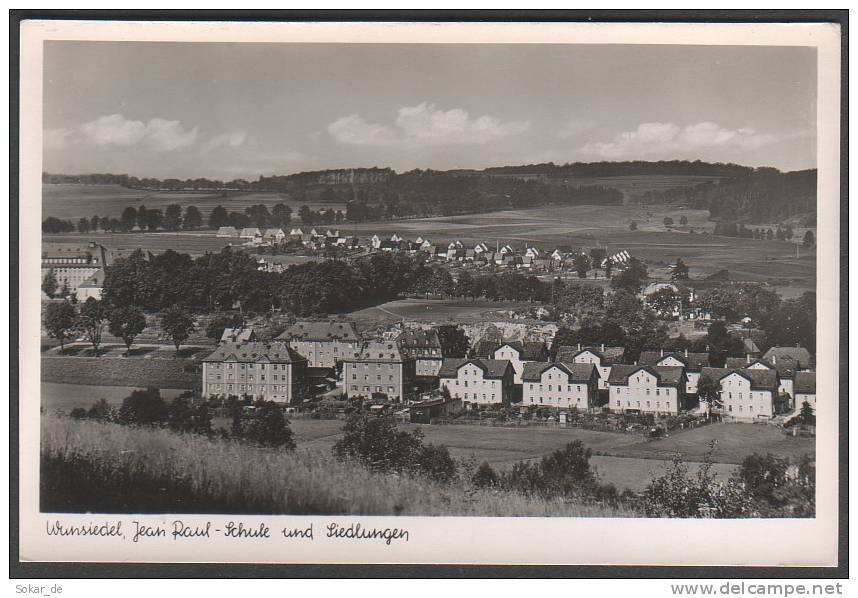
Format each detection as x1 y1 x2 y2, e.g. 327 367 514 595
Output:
601 343 605 352
684 348 688 358
660 349 664 357
577 343 581 350
772 355 777 364
747 354 751 364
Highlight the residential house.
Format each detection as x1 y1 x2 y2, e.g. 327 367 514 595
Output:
699 367 781 420
216 226 239 237
342 341 416 401
75 269 105 301
289 227 305 238
639 349 710 394
607 365 688 415
473 340 548 384
557 344 626 391
409 396 463 424
725 355 799 405
794 371 817 413
239 227 261 239
763 346 814 370
474 242 490 255
220 326 257 344
438 358 515 405
277 320 361 368
397 328 444 377
525 246 541 259
201 341 308 403
522 362 599 410
263 228 286 242
370 234 382 249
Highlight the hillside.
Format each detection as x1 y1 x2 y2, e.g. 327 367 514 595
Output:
43 161 816 224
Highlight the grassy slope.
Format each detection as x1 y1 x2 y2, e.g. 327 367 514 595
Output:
41 356 200 389
40 415 635 517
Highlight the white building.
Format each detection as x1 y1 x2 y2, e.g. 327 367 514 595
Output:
607 365 687 415
794 371 817 413
521 362 599 410
557 345 625 391
202 341 308 403
639 350 710 395
439 358 515 405
491 341 548 384
277 320 360 368
699 367 780 421
263 228 286 241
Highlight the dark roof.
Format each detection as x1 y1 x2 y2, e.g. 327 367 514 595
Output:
639 350 710 370
345 341 408 363
700 367 779 391
472 339 499 358
203 341 306 363
794 371 816 394
607 365 685 387
763 346 813 369
557 345 626 365
397 328 442 350
277 320 359 342
723 357 798 380
522 362 596 383
438 358 512 380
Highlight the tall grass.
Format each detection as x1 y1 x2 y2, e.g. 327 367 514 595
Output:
40 414 638 517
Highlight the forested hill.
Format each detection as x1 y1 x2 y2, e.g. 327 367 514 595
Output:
43 160 816 224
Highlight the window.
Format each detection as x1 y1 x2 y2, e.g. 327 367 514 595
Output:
616 401 620 406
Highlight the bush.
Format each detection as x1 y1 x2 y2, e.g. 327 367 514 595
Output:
86 398 114 421
69 408 87 420
117 387 168 426
472 461 499 488
414 444 457 483
503 440 598 499
238 401 295 449
167 393 213 436
333 412 423 473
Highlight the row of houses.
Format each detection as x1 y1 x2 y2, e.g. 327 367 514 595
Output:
200 321 816 421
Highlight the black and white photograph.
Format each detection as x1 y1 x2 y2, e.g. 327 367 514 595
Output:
16 18 843 569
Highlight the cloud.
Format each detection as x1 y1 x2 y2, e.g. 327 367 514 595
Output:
44 128 74 149
328 102 530 146
204 130 248 151
79 113 198 151
581 121 787 159
556 120 596 140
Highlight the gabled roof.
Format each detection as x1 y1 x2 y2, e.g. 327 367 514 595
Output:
203 341 306 363
557 345 626 365
493 340 548 362
794 371 816 394
639 350 710 370
438 358 513 380
346 341 409 362
700 367 779 391
522 361 597 383
220 327 256 343
78 269 106 288
277 320 359 342
263 228 285 237
397 328 442 350
608 365 685 387
763 346 813 369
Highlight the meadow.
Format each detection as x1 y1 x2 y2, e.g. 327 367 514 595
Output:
42 184 347 221
41 355 201 390
347 298 538 327
40 414 636 516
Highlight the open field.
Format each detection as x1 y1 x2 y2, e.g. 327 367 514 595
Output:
41 415 635 516
287 418 812 491
560 174 724 201
41 355 201 390
43 184 347 220
347 298 538 327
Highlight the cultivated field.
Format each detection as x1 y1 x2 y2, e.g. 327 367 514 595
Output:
41 355 201 390
43 184 347 221
348 298 538 327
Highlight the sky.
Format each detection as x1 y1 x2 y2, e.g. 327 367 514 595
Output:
42 42 818 179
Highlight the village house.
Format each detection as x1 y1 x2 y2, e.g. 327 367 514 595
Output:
201 341 308 403
239 227 261 239
438 358 515 405
794 371 817 413
263 228 286 242
289 227 304 238
216 226 239 238
699 367 782 421
277 320 361 368
396 328 444 377
220 326 257 344
42 241 112 295
639 349 710 394
725 355 799 405
607 365 688 415
342 341 416 401
409 395 463 424
763 346 814 370
521 362 599 410
557 344 626 391
75 268 105 301
474 339 548 384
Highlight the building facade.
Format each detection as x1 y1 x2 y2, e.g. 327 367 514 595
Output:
397 328 444 377
342 341 416 401
41 242 111 295
521 362 599 410
438 358 515 405
491 341 549 384
607 365 687 415
559 345 625 391
640 350 710 394
277 320 360 368
794 371 817 413
202 341 308 403
699 367 780 421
